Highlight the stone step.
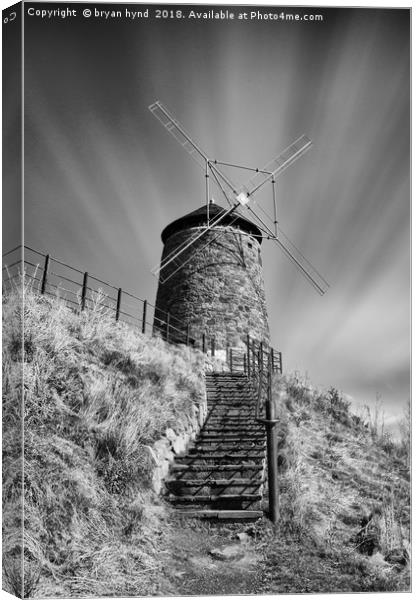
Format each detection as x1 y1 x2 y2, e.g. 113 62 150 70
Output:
207 411 254 415
171 464 264 472
177 455 265 466
167 483 262 496
168 493 262 503
206 416 257 422
201 426 264 433
166 478 263 487
174 509 263 520
207 403 255 408
197 430 264 436
187 447 265 456
190 443 266 452
200 428 264 435
196 435 265 443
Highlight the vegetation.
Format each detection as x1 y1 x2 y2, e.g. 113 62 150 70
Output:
2 282 410 596
2 282 206 597
270 372 410 592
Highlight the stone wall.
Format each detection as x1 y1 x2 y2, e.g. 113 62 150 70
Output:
154 225 270 349
149 388 208 494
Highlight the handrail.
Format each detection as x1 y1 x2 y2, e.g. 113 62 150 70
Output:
243 335 280 523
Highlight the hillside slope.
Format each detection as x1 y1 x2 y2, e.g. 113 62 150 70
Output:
2 286 410 596
266 373 410 591
2 286 206 597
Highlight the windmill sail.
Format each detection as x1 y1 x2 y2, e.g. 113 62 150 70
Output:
149 101 210 171
242 204 329 295
239 135 312 198
149 101 239 197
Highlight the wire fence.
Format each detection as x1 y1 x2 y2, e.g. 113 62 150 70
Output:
2 245 283 371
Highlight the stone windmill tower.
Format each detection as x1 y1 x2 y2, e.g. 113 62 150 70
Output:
149 101 329 350
154 201 270 349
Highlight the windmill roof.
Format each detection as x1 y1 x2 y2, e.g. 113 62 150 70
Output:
161 202 263 244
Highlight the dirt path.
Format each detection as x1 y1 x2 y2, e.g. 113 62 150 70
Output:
155 513 409 596
160 516 269 596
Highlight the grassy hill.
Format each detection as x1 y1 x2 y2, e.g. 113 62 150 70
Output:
2 284 207 597
2 284 410 596
267 373 410 592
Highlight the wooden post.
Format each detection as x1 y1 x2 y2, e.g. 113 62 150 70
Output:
81 272 88 311
271 348 275 372
279 352 283 374
243 354 247 375
266 349 279 524
230 348 233 372
186 324 190 346
259 341 264 375
166 312 170 342
40 254 50 295
246 334 251 378
115 288 122 321
142 300 147 334
202 332 206 353
211 336 215 357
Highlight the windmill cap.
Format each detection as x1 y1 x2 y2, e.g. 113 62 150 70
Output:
161 202 263 244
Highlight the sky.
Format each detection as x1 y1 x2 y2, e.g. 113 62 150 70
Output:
2 1 410 434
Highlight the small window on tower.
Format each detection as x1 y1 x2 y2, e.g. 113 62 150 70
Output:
258 248 262 265
248 240 253 249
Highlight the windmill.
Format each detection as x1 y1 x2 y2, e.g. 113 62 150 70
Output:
149 100 329 296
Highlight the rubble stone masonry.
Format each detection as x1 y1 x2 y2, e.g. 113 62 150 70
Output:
154 220 270 349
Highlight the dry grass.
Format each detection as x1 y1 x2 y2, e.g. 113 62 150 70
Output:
2 278 410 596
2 281 206 597
272 372 410 592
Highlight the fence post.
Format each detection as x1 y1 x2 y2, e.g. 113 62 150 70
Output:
279 352 283 374
40 254 50 295
186 324 190 346
266 349 279 524
142 300 147 334
271 347 275 372
202 332 206 353
81 272 88 311
259 341 264 374
246 334 251 378
229 348 233 372
115 288 122 321
166 312 170 342
243 354 247 375
211 336 215 357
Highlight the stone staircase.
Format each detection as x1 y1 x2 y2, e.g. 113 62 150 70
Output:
165 372 266 520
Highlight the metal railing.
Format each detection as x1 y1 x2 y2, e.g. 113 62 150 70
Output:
219 336 281 522
247 337 281 524
2 247 283 377
2 245 205 349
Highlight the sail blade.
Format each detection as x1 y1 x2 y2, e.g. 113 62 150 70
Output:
149 101 211 171
239 135 312 199
238 202 329 295
272 227 329 295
